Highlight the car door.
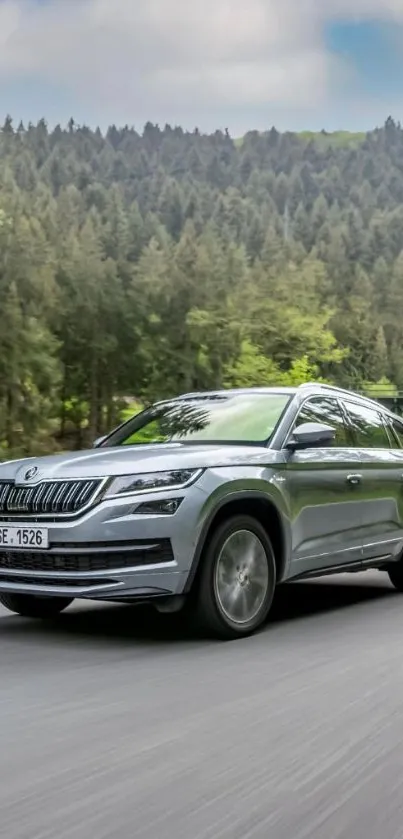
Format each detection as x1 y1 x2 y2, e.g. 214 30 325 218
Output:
284 395 364 578
341 399 403 563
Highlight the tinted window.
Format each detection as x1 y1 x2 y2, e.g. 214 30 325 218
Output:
344 401 390 449
102 393 291 446
294 397 350 447
390 418 403 449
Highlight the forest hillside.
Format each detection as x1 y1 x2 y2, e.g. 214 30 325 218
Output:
1 115 403 455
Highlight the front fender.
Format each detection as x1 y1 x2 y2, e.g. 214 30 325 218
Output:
185 471 291 591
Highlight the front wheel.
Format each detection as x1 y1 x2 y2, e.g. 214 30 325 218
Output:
0 593 73 619
192 515 276 640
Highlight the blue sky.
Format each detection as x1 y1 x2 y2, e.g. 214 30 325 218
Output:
0 0 402 134
326 20 403 99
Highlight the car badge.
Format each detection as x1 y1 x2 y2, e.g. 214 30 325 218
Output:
24 466 39 481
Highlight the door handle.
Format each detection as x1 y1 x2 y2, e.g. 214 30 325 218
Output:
346 474 362 486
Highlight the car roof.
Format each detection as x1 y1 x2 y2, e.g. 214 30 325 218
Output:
176 383 400 420
300 382 399 417
178 387 298 398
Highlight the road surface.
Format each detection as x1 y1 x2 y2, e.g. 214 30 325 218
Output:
1 572 403 839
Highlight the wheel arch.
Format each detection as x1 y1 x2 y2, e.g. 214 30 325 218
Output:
185 491 290 593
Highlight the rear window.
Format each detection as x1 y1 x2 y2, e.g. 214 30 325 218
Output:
343 401 391 449
389 418 403 449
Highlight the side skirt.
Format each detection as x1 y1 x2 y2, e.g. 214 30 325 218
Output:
287 555 394 582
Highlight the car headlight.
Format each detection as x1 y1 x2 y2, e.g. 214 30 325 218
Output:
105 469 203 497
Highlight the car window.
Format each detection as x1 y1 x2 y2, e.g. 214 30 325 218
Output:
343 401 391 449
389 418 403 449
293 397 351 447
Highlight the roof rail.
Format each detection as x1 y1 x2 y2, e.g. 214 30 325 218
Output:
298 382 389 410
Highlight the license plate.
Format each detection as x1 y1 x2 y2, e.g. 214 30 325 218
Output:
0 526 49 550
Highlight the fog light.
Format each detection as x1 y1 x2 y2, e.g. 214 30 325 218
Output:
135 498 183 516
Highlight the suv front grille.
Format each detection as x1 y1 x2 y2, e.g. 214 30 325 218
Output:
0 479 103 517
0 540 174 573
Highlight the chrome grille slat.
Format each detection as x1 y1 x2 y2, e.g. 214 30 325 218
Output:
42 483 56 513
64 482 81 513
52 482 68 512
33 483 47 514
0 479 102 517
61 482 80 513
0 484 9 506
24 488 36 508
75 483 90 507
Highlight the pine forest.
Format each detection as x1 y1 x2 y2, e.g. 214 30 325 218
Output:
1 115 403 456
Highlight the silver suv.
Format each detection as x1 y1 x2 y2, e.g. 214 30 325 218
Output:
1 383 403 639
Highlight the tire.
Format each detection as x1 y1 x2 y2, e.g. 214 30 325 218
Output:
0 593 73 619
192 515 276 640
387 563 403 592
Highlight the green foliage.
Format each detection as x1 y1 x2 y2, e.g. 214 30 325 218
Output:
224 343 330 389
0 115 402 456
278 357 330 386
224 340 283 388
297 130 366 149
362 377 398 398
236 130 366 150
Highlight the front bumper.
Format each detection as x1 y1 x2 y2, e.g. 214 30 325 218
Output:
0 489 205 601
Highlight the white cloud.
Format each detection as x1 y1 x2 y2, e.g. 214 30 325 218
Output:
0 0 401 128
323 0 403 19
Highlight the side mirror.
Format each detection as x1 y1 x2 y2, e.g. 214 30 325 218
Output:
93 435 107 448
286 422 336 451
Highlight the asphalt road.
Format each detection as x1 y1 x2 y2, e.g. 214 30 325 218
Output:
1 572 403 839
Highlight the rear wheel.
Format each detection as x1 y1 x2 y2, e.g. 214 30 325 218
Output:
0 593 73 619
387 562 403 592
192 515 276 640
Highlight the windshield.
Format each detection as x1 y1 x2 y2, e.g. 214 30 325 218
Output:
101 393 291 447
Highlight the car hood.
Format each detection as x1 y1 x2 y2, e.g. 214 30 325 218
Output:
0 443 283 482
